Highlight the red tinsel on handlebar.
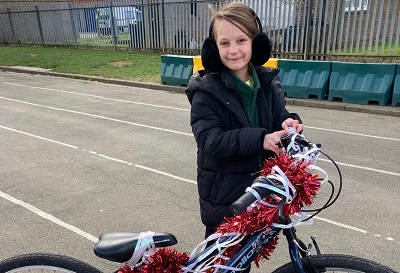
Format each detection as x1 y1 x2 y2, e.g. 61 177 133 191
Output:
215 153 320 266
118 153 320 273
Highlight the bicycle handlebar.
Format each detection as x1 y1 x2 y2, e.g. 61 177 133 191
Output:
230 129 319 215
230 176 275 215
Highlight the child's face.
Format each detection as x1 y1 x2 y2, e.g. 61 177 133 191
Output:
214 19 253 81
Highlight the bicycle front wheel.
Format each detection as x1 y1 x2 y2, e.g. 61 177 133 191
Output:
272 254 398 273
0 253 102 273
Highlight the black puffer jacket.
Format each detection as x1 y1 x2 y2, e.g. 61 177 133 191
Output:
186 66 302 228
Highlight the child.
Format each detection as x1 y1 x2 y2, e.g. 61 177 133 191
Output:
186 2 303 270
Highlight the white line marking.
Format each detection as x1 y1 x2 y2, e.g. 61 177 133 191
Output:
0 190 99 243
0 125 396 243
0 96 192 136
134 164 197 184
314 216 368 233
1 81 399 244
2 82 399 142
0 125 79 149
1 81 190 112
306 126 400 142
318 158 400 177
1 96 400 178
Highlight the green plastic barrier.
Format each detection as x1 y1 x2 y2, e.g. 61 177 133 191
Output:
160 54 193 87
328 62 396 106
392 64 400 107
278 60 332 100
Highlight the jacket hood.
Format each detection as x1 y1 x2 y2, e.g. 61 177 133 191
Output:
186 69 209 104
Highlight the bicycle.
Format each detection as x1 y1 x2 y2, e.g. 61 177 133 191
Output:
0 129 398 273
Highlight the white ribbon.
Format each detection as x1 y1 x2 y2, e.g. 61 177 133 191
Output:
285 132 321 165
243 130 330 229
126 231 156 269
182 233 246 272
272 211 315 228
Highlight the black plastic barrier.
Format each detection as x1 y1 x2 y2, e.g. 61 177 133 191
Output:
278 60 332 100
328 62 396 106
392 64 400 107
160 55 193 87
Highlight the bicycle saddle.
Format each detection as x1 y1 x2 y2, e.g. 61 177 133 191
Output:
94 232 177 263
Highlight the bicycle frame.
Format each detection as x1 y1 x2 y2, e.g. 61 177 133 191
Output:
183 225 308 273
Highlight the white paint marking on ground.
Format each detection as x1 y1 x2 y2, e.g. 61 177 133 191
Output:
1 82 190 112
0 125 79 149
313 216 368 233
306 126 400 142
1 83 399 142
134 164 197 184
0 190 99 243
0 96 192 136
1 125 396 244
318 158 400 177
0 125 195 242
1 81 399 242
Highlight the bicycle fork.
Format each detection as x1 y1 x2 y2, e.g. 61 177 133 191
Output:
284 228 325 273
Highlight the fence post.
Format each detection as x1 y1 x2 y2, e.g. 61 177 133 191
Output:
161 0 166 54
109 0 117 50
7 8 16 43
303 0 312 60
35 6 45 45
68 3 78 46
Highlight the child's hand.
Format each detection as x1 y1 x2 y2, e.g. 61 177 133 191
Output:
263 129 289 154
282 118 304 133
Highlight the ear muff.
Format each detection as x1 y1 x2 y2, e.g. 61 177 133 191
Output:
201 7 272 73
201 36 223 73
251 16 272 67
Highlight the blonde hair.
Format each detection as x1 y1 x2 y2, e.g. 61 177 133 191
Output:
210 2 259 41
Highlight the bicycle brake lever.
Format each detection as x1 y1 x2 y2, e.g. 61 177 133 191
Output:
278 197 287 223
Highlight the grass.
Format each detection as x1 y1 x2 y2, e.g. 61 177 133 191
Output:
332 40 400 56
0 45 161 83
77 34 131 47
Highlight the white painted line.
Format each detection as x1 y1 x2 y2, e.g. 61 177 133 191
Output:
0 125 397 244
0 190 99 243
314 216 368 233
0 96 192 136
318 158 400 177
306 126 400 142
92 151 133 165
1 82 190 112
134 164 197 184
2 81 399 143
1 81 399 140
0 125 79 149
1 95 400 179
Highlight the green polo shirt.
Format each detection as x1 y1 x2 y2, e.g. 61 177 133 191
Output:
230 65 260 127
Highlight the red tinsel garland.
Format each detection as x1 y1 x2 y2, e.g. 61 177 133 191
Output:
118 153 320 273
117 248 190 273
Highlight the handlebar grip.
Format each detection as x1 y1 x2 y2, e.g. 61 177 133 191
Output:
230 191 258 215
230 187 272 215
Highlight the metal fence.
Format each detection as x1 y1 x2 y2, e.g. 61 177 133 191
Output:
0 0 399 62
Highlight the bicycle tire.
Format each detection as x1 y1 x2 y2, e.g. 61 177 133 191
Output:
0 253 102 273
271 254 398 273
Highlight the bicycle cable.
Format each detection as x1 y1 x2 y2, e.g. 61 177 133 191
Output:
300 150 343 221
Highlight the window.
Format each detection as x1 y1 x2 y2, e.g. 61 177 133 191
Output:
125 11 134 20
345 0 368 12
